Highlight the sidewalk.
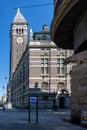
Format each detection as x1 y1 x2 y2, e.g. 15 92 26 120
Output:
2 108 87 130
38 110 87 130
39 118 87 130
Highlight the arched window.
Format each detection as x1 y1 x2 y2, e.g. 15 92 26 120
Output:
16 28 18 34
22 28 24 33
42 82 49 90
57 82 65 93
19 28 21 34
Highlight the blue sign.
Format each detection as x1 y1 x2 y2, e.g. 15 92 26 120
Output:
30 97 37 103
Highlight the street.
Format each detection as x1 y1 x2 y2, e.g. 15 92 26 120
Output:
0 123 44 130
0 108 86 130
0 107 46 130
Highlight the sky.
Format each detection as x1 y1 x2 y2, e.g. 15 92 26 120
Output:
0 0 54 99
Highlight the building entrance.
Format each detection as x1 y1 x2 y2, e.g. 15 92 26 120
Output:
59 97 65 108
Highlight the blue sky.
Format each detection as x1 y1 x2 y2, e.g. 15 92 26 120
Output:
0 0 54 99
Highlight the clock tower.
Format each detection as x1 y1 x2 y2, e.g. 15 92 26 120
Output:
10 8 28 77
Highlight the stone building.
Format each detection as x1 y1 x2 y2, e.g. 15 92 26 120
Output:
10 8 28 78
8 9 73 109
1 94 7 104
51 0 87 123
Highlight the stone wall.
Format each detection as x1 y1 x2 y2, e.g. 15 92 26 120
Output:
74 9 87 53
66 50 87 123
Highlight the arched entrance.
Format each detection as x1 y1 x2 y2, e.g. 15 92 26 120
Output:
58 90 69 109
59 96 65 108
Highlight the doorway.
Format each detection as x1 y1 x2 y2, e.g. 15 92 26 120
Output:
59 97 65 108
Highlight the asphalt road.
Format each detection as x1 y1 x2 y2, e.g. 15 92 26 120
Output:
0 108 86 130
0 123 46 130
0 108 47 130
0 107 71 130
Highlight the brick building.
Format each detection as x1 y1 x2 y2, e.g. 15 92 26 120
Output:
8 9 73 109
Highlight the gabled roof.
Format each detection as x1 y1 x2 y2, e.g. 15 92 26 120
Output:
13 8 27 24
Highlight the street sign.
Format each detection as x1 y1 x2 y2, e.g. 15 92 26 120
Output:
30 97 37 103
28 96 38 123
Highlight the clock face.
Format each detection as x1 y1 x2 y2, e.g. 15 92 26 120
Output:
17 37 23 44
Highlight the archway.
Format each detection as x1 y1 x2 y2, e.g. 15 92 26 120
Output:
59 89 69 109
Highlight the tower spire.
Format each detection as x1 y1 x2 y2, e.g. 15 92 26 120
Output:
12 8 27 24
10 8 28 77
17 8 20 13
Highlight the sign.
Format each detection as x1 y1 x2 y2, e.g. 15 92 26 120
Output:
30 97 37 103
28 96 38 123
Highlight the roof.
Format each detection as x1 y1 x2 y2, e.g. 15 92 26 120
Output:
13 8 27 24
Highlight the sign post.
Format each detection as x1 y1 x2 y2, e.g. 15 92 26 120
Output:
28 96 38 123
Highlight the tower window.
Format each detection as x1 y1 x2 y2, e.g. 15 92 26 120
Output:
16 28 24 34
22 28 24 33
16 28 18 34
19 28 21 34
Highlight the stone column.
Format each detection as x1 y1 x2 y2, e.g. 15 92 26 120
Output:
66 50 87 124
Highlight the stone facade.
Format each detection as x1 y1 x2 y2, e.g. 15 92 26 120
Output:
66 51 87 123
74 9 87 53
8 9 73 109
10 9 28 78
10 39 72 109
51 0 87 123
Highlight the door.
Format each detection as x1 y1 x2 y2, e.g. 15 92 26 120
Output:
59 97 65 108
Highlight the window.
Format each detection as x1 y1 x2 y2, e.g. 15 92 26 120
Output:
40 35 46 40
16 28 18 34
16 28 24 34
22 85 25 94
19 28 21 34
57 82 65 93
22 28 24 33
41 58 49 75
42 82 49 90
57 58 66 75
19 88 21 95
